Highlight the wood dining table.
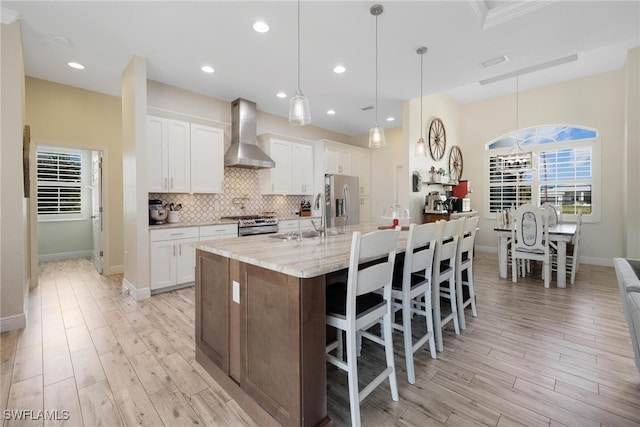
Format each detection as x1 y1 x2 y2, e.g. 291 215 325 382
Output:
494 223 577 288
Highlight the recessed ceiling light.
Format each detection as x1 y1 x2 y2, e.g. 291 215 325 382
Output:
201 65 215 73
276 92 287 98
386 117 395 122
253 21 270 33
333 65 346 74
67 62 85 70
327 109 336 115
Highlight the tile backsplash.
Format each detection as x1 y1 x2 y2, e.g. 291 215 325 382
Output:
150 168 312 221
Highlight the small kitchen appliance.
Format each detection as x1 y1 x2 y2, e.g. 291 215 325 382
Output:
425 192 447 213
149 199 168 225
452 180 472 212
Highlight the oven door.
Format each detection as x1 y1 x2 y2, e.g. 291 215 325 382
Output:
238 225 278 237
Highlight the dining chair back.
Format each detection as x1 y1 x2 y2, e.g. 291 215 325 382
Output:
431 218 463 352
455 216 480 330
542 203 560 226
511 203 551 287
552 209 583 284
325 229 401 427
389 222 439 384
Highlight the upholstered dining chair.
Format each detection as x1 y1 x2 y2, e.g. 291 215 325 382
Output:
455 216 479 330
325 229 400 427
389 222 439 384
511 203 551 288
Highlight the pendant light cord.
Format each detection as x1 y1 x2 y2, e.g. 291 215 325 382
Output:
297 0 301 92
420 51 423 136
375 13 379 126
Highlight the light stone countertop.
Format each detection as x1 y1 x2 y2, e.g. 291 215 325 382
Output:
149 215 322 230
193 223 409 279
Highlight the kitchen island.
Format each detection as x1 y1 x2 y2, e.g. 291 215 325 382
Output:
193 224 406 427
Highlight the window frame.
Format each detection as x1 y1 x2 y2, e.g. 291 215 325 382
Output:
484 125 601 223
36 146 90 222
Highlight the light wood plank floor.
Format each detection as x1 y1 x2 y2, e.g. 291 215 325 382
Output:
2 253 639 426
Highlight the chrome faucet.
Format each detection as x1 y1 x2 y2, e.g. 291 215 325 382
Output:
311 193 325 236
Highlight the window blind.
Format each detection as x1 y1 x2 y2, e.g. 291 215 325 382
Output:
36 150 83 215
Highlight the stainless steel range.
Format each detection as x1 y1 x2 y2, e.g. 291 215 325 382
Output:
221 215 278 237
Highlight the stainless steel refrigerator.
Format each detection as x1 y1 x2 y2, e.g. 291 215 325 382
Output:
325 174 360 227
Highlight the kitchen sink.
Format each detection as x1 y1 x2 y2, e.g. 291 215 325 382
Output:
267 229 346 240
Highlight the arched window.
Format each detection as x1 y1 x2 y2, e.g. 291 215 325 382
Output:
485 125 600 222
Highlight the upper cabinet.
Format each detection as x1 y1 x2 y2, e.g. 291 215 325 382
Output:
190 124 224 193
258 134 314 195
147 115 224 194
320 140 371 196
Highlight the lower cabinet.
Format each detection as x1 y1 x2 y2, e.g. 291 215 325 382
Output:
150 227 199 291
278 218 315 233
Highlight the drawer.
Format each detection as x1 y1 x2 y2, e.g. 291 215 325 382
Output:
200 224 238 239
150 227 199 242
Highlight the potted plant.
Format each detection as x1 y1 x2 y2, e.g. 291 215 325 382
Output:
437 168 447 183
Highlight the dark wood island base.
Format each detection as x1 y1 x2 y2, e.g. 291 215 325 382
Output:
195 249 333 427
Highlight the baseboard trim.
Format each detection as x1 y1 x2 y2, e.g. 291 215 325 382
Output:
105 264 124 275
475 245 611 267
121 278 151 301
38 250 93 263
1 313 26 332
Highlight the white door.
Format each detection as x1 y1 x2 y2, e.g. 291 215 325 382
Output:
167 119 191 193
190 124 224 193
175 237 198 284
91 150 104 274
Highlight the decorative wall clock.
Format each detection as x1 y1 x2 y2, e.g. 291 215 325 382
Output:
428 118 446 160
448 145 463 182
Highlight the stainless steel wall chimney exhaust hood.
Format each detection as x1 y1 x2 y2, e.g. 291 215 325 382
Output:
224 98 276 169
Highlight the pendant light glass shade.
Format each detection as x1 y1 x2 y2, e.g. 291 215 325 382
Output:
415 137 427 156
289 0 310 126
368 4 385 148
415 47 428 157
289 90 310 125
369 124 386 149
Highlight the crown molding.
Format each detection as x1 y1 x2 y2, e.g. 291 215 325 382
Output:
1 7 20 25
469 0 556 31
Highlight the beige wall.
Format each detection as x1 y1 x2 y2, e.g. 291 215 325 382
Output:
25 77 124 273
147 80 351 147
408 92 463 221
1 21 29 331
461 70 626 264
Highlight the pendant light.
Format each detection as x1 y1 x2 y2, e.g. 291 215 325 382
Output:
368 4 386 148
289 0 310 126
496 72 536 173
415 46 428 157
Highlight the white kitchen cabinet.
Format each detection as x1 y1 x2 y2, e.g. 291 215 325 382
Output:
199 223 238 240
190 124 224 193
359 196 371 224
324 144 352 175
292 143 314 194
149 227 199 292
258 135 314 195
278 218 316 233
148 115 224 194
350 151 371 196
147 116 190 193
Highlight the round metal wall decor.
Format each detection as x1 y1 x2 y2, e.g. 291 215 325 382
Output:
428 118 446 160
448 145 463 181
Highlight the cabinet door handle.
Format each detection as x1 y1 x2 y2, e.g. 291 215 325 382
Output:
272 183 274 192
164 178 168 190
173 245 176 256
